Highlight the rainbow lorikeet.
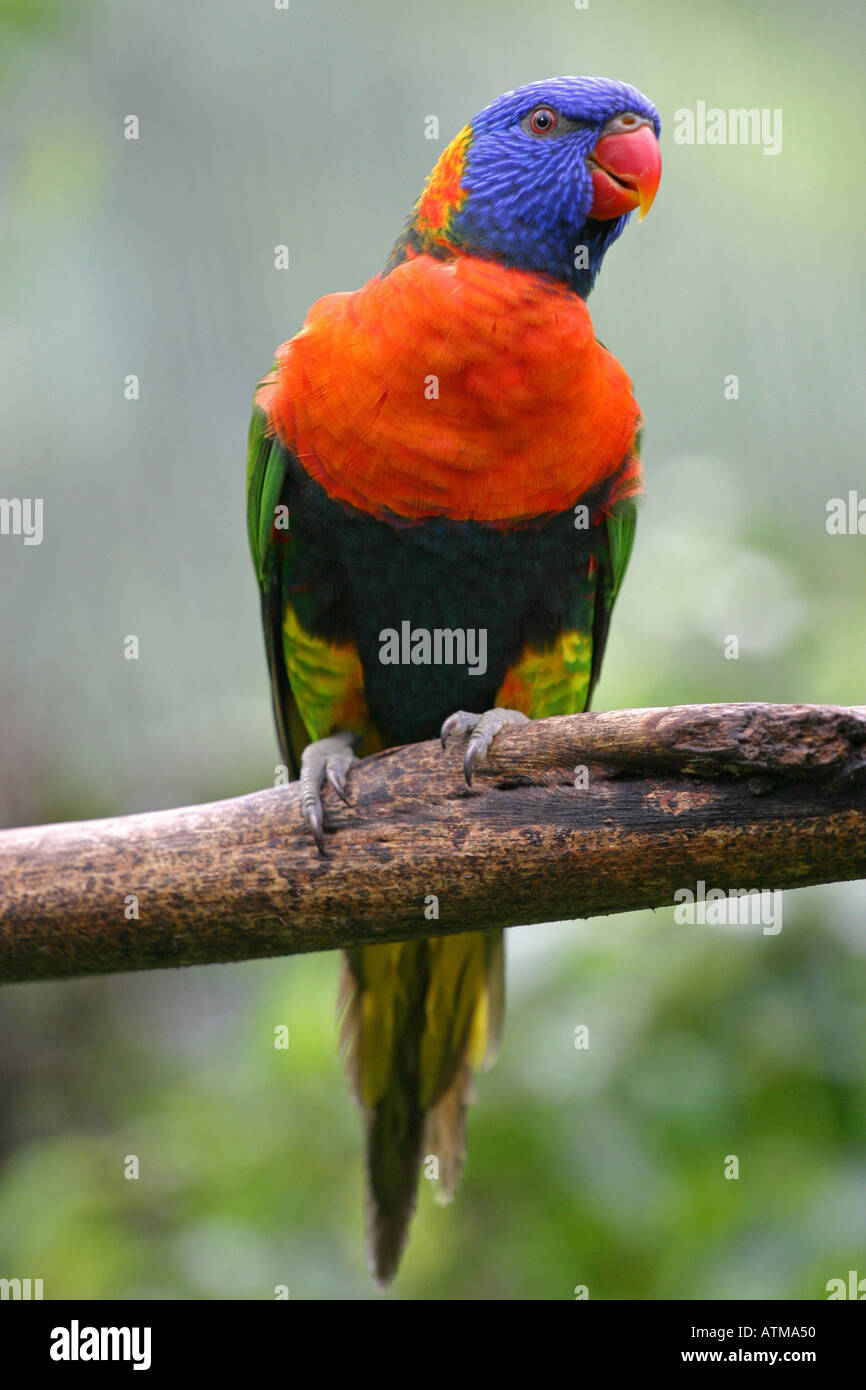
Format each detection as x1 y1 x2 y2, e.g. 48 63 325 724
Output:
247 75 661 1285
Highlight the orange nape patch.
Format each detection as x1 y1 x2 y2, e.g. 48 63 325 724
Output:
266 252 642 524
415 124 471 244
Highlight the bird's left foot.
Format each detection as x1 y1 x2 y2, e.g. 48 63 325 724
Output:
440 707 529 786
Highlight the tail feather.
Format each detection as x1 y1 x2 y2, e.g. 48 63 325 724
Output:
423 1061 475 1205
339 942 430 1287
479 928 506 1072
364 1076 426 1287
338 930 503 1285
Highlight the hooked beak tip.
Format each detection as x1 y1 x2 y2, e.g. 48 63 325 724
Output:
588 123 661 223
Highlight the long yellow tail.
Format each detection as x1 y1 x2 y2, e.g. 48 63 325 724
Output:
338 930 504 1287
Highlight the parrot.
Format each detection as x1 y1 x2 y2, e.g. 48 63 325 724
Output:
246 75 661 1286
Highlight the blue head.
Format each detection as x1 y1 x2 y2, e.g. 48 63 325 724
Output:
399 76 661 297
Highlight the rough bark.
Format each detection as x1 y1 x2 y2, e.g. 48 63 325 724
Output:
0 703 864 985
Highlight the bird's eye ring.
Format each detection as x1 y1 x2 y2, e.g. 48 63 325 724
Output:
528 105 558 135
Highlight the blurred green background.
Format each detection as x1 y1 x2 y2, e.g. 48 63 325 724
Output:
1 0 864 1299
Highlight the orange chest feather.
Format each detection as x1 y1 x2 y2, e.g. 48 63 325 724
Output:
261 252 641 523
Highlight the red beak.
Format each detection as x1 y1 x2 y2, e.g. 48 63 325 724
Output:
588 123 661 222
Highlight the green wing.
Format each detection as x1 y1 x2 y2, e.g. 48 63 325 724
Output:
246 374 379 775
604 495 638 604
246 371 288 590
587 492 638 705
246 378 302 775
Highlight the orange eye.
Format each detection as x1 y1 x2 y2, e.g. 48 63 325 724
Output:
529 105 557 135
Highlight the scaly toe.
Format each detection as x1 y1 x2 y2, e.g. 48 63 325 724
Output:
440 709 480 748
441 707 530 786
299 732 357 855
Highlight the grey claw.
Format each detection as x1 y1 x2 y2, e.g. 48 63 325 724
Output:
440 711 462 748
327 764 350 803
464 737 483 786
305 799 326 856
463 746 475 786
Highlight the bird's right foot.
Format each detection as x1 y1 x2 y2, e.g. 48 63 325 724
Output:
299 731 357 855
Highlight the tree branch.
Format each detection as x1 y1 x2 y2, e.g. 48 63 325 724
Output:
1 703 864 985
